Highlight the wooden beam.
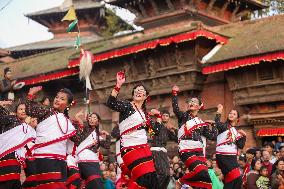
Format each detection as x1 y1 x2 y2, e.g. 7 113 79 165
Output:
149 0 159 15
37 17 52 28
221 0 230 17
206 0 217 12
232 4 240 16
166 0 175 11
138 3 148 17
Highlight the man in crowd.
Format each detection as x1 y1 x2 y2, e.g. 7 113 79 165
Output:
0 67 16 101
262 150 273 176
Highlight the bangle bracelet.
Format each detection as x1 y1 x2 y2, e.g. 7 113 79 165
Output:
154 113 162 119
172 90 178 96
27 93 35 100
114 85 120 93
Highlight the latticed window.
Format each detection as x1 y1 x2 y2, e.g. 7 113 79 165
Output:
257 64 275 81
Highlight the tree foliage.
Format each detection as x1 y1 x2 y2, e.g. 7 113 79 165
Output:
255 0 284 17
101 9 132 37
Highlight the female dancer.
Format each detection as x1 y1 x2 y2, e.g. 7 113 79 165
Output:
172 85 217 189
25 86 77 188
106 71 162 189
0 101 36 189
72 112 111 189
215 104 246 189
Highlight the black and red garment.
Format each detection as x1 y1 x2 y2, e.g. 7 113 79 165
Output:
65 154 81 189
21 141 37 189
0 106 36 189
172 94 217 189
151 123 178 189
106 95 162 189
215 113 246 189
111 124 129 187
25 98 76 189
65 139 81 189
72 121 111 189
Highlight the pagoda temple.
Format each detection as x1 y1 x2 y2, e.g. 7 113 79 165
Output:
1 0 284 156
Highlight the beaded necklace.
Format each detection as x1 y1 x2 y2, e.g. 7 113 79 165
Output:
53 110 69 134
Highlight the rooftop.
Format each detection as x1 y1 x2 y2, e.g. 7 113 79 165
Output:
206 14 284 64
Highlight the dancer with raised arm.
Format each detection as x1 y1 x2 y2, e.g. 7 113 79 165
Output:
215 104 246 189
0 101 36 189
172 85 217 189
106 71 162 189
25 86 76 188
72 112 111 189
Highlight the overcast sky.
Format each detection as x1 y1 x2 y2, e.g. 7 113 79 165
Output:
0 0 136 48
0 0 67 48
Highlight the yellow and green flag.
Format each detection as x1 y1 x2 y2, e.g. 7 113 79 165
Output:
61 6 77 21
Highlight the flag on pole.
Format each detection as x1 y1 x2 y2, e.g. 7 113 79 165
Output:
61 6 77 21
67 19 78 33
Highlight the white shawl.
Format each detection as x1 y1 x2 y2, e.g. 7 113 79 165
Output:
119 111 147 148
0 123 36 160
33 113 76 157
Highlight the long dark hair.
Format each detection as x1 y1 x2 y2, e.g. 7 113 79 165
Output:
132 84 149 114
226 108 240 123
251 158 261 171
58 88 73 118
88 112 101 146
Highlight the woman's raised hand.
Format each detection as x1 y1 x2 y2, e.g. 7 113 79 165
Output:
28 86 42 95
116 71 126 87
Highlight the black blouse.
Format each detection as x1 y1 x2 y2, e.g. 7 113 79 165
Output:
151 126 178 147
0 106 22 134
72 121 111 153
215 113 246 149
106 95 162 135
172 95 217 142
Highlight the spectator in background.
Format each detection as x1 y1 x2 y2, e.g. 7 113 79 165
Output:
206 159 224 189
246 158 261 189
256 166 270 189
109 171 117 184
265 142 277 164
239 154 247 175
0 67 16 101
243 148 256 184
280 146 284 159
262 150 273 176
211 158 223 182
271 158 284 189
276 137 283 151
255 148 262 159
100 162 107 172
102 171 115 189
41 96 51 107
172 155 179 164
167 167 176 189
108 162 116 173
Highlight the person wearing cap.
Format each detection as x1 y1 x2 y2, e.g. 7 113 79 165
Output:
0 67 16 101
